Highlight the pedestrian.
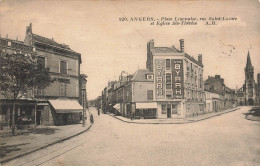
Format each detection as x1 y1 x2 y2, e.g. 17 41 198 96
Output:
98 109 100 116
90 114 94 124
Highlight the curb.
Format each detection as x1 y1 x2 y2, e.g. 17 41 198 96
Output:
107 108 240 125
0 123 93 164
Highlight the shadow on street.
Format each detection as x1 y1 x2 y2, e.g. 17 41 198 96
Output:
0 127 60 138
0 143 30 158
243 106 260 121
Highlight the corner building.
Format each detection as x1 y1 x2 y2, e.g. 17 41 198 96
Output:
147 39 205 118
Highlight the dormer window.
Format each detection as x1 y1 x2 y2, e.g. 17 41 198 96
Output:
146 74 153 80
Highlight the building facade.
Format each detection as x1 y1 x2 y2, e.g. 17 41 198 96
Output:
0 36 37 130
237 52 259 106
204 75 237 110
147 39 205 118
0 24 86 130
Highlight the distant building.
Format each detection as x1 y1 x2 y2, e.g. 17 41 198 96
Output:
121 69 155 118
204 75 237 110
79 74 88 109
204 89 222 113
103 39 205 119
237 52 259 105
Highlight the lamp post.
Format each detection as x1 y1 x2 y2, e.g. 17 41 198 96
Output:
82 88 86 127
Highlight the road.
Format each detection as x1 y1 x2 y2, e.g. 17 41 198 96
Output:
4 106 259 166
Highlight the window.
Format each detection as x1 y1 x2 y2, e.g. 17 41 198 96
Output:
59 83 66 96
37 56 46 67
166 84 171 89
146 74 153 80
161 105 166 114
147 90 153 100
35 87 44 95
249 91 253 97
166 59 171 69
166 73 171 83
60 60 67 74
166 94 172 99
58 78 70 84
172 105 177 114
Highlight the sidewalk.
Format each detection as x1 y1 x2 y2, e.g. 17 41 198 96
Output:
108 107 240 124
0 114 92 164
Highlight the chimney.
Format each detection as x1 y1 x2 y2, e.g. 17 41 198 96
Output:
198 54 202 64
147 39 154 51
179 39 184 52
16 36 18 41
26 23 32 34
215 75 221 79
6 34 8 38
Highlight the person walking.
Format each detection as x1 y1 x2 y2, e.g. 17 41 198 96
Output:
98 109 100 116
90 114 94 124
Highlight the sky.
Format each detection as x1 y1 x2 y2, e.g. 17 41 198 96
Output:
0 0 260 100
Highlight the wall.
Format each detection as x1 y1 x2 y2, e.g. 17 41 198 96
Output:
132 82 154 102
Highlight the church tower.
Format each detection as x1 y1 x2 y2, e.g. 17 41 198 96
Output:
244 51 256 105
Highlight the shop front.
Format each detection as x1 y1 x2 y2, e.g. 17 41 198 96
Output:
0 99 38 130
157 102 182 119
135 102 157 119
113 104 121 115
49 99 83 126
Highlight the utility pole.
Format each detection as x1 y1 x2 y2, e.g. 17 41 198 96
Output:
82 89 86 127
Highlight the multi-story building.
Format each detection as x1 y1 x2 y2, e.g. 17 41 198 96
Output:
120 69 155 119
147 39 205 118
204 75 236 110
0 36 36 130
23 23 85 126
205 89 221 113
0 23 86 130
237 52 259 105
79 74 88 109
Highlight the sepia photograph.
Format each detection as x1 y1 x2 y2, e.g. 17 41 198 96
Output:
0 0 259 165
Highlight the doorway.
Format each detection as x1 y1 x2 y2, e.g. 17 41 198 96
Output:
167 104 171 118
248 98 254 106
36 111 41 125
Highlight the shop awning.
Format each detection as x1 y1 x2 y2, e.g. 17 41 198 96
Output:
49 99 83 113
135 102 157 109
113 104 120 110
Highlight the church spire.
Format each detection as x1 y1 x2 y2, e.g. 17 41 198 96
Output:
246 51 253 69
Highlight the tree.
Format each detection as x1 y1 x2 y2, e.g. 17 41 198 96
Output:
0 51 54 135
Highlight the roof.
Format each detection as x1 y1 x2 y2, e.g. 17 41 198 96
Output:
151 46 203 67
204 87 218 94
0 37 24 44
32 34 74 51
132 69 153 82
152 47 180 53
246 51 253 69
184 53 203 67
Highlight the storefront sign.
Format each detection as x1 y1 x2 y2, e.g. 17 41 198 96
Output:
171 59 184 99
155 59 165 99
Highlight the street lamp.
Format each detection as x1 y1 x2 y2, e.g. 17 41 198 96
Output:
82 88 86 127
